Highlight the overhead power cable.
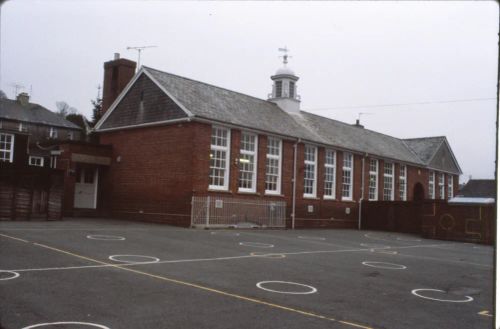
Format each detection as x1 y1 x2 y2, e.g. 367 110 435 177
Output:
307 97 497 112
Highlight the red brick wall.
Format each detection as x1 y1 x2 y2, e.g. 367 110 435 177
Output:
99 122 197 226
96 121 460 228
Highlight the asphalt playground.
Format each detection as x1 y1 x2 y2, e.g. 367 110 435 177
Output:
0 218 494 329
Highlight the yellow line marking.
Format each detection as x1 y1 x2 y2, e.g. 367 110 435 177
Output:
0 233 29 243
478 310 493 317
23 240 375 329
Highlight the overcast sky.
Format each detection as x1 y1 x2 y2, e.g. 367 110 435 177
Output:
1 1 498 182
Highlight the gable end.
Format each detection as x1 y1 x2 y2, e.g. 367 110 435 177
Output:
98 73 188 130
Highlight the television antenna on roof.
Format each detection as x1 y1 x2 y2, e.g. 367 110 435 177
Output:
10 82 25 97
126 45 157 70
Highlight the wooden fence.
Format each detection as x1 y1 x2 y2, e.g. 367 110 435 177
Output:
361 200 495 245
0 165 64 221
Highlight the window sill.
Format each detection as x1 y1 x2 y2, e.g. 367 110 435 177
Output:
208 189 232 194
264 193 285 197
238 191 259 195
303 196 320 200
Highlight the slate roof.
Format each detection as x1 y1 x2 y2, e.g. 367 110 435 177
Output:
0 98 81 129
458 179 496 198
97 66 461 170
145 67 423 164
403 137 445 164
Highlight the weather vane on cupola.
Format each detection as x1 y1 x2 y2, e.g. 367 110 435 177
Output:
278 46 291 65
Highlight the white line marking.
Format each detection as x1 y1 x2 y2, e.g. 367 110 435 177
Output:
250 252 286 259
6 242 473 273
211 231 240 236
109 255 159 264
256 281 317 294
362 261 406 270
298 236 326 241
0 270 20 280
22 322 110 329
360 243 390 249
396 252 492 268
411 289 474 303
370 249 398 255
239 242 274 248
87 234 125 241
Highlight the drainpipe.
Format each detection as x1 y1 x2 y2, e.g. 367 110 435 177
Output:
358 154 367 230
292 138 301 230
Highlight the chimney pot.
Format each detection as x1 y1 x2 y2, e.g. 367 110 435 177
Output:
114 53 120 60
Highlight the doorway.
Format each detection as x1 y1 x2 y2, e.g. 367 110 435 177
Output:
74 166 98 209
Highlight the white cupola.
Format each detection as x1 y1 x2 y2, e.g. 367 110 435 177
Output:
267 47 301 113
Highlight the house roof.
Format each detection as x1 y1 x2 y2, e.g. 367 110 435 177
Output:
0 98 81 130
458 179 496 198
96 66 461 171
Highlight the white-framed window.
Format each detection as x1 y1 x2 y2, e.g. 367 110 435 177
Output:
342 152 353 200
368 159 378 201
303 145 317 197
29 156 44 167
0 133 14 163
383 163 394 201
265 137 282 194
209 126 231 190
448 175 454 199
275 81 283 97
324 149 336 199
399 165 407 201
428 171 435 199
49 127 58 139
238 132 257 193
49 155 57 169
438 173 445 200
289 81 295 98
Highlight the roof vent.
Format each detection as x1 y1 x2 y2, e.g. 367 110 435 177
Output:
16 92 30 106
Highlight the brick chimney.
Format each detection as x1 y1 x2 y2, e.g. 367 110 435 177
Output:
101 53 137 115
16 92 30 106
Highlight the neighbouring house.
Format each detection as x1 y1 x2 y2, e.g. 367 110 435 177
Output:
92 53 462 228
449 179 496 204
0 93 112 219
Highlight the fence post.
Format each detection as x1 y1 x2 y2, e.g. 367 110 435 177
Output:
205 196 210 228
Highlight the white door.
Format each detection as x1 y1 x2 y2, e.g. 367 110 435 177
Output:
74 168 98 209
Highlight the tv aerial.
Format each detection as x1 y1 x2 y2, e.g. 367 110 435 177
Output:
126 45 157 70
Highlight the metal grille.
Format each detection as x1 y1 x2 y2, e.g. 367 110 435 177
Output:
191 196 286 228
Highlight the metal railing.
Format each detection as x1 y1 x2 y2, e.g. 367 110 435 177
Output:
191 196 286 228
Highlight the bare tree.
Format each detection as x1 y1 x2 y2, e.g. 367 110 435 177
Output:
55 101 77 117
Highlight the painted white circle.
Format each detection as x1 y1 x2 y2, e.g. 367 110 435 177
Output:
87 234 125 241
298 236 326 241
411 289 474 303
256 281 317 294
108 255 159 264
250 252 286 259
361 243 390 249
362 261 407 270
210 231 240 236
396 237 421 242
239 242 274 248
22 322 110 329
0 270 20 280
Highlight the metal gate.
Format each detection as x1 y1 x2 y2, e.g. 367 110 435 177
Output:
191 196 286 228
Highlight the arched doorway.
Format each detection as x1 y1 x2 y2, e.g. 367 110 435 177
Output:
413 183 425 202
